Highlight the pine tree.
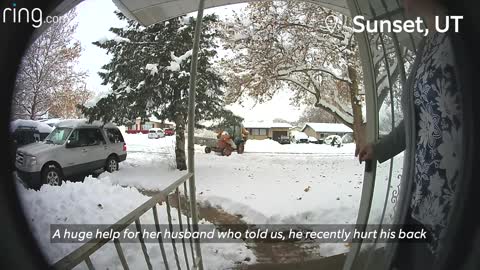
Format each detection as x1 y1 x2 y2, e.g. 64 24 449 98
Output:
81 12 229 170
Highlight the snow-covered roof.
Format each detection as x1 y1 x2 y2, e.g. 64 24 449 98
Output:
56 119 118 129
271 123 293 128
134 116 175 126
10 119 54 133
291 131 308 139
243 122 292 129
148 115 175 125
302 123 352 133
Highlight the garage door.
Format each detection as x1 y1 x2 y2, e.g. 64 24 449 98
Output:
272 131 287 142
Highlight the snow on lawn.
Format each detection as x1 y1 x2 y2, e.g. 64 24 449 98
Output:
244 139 355 154
17 178 255 269
195 153 363 225
125 133 176 153
120 134 363 225
118 134 365 256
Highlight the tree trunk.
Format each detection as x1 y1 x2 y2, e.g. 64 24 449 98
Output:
30 91 37 120
347 65 366 145
174 113 187 171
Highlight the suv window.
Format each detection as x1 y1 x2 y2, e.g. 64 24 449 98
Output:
90 129 106 145
105 128 125 143
45 127 72 145
69 128 106 147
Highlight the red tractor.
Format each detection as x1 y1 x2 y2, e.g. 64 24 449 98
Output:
214 131 245 156
197 126 248 156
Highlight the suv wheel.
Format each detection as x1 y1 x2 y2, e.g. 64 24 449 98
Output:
105 156 119 173
42 165 62 186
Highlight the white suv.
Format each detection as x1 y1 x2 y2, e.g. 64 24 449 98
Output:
148 128 165 139
15 120 127 188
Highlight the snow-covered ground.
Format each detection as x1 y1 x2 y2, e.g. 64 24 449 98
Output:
244 138 356 154
17 178 255 269
104 134 365 257
17 133 368 268
119 134 363 225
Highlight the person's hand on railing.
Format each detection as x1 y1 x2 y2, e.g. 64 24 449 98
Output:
355 143 375 164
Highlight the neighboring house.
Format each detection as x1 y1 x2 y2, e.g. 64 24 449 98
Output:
127 116 175 133
301 123 353 141
244 122 292 142
290 126 302 133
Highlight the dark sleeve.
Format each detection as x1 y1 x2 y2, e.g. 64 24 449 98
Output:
373 120 406 163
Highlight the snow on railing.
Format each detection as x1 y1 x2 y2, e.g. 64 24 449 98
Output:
53 173 202 270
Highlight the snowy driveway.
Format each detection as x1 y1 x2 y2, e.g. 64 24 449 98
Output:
111 134 364 226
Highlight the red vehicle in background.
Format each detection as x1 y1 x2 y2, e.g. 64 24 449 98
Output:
164 128 175 136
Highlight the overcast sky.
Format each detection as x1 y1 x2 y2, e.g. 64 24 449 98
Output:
72 0 304 123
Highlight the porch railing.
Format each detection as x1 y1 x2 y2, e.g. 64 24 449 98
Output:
52 172 203 270
54 1 207 269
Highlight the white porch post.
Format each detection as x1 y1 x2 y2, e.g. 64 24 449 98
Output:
187 0 206 269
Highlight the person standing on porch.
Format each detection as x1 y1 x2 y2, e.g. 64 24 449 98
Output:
356 0 467 269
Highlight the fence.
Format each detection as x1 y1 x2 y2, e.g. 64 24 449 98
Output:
52 173 203 270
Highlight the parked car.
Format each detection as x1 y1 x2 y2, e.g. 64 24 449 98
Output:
308 136 320 144
10 120 54 162
278 135 291 144
324 135 343 147
148 128 165 139
10 119 53 143
164 128 175 136
15 120 127 189
291 131 309 144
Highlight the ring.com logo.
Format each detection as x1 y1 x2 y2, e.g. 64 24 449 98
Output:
2 2 66 28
